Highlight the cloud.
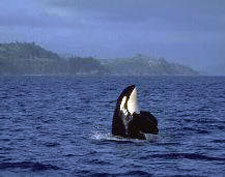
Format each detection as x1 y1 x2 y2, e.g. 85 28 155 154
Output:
0 0 77 28
41 0 225 29
1 0 225 32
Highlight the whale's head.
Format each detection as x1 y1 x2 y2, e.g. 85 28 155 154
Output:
112 85 140 136
118 85 140 117
112 85 159 139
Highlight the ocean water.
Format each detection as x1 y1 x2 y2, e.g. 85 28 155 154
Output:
0 76 225 177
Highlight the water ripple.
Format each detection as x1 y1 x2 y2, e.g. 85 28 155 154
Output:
0 76 225 176
0 161 60 171
144 153 225 161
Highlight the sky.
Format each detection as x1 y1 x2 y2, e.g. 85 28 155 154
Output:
0 0 225 75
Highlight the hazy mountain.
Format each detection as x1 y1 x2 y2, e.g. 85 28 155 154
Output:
0 42 198 76
0 42 104 76
100 54 198 76
0 42 60 60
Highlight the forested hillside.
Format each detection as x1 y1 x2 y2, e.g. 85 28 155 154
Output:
0 42 198 76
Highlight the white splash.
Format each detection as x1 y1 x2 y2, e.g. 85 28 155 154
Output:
90 131 147 143
90 131 112 140
144 133 159 141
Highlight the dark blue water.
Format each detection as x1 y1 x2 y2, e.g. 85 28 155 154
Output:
0 76 225 177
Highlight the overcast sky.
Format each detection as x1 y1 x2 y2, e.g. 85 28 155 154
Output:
0 0 225 75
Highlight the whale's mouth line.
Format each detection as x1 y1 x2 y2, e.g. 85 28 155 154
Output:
125 115 131 121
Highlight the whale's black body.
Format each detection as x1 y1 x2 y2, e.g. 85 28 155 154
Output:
112 85 158 140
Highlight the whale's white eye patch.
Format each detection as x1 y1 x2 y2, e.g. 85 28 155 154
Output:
120 96 127 111
127 88 140 115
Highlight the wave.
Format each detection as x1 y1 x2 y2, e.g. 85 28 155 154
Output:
77 170 152 177
212 139 225 144
120 170 152 176
0 161 60 171
141 153 225 161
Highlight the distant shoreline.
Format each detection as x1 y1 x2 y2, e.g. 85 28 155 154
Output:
0 42 199 76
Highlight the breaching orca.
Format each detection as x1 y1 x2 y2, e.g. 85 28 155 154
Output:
112 85 158 140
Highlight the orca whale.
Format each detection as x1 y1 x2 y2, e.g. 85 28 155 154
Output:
112 85 158 140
